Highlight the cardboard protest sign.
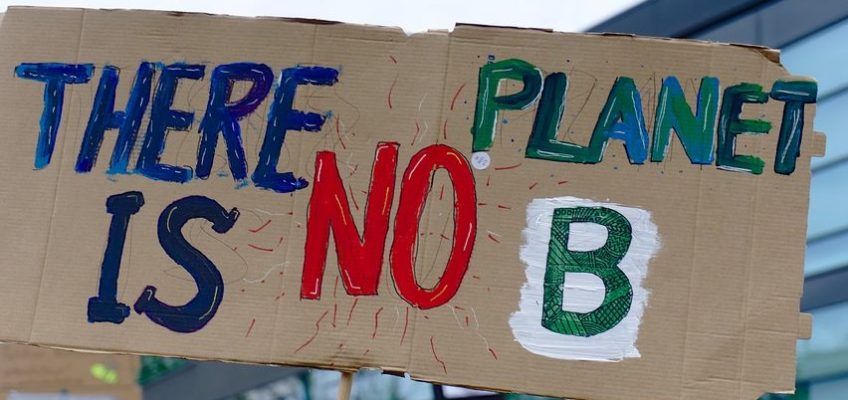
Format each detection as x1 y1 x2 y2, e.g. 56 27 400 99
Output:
0 344 141 400
0 6 822 400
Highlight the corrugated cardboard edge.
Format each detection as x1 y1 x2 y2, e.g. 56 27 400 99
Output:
456 23 782 64
798 314 813 340
2 5 797 55
813 131 827 157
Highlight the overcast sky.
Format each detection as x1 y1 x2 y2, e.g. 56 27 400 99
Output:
0 0 642 33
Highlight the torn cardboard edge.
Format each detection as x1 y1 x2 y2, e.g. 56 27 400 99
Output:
1 4 794 62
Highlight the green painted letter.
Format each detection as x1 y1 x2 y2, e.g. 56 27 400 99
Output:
651 76 719 164
542 207 633 337
716 83 772 174
771 80 817 175
470 59 542 152
525 72 599 162
588 77 649 164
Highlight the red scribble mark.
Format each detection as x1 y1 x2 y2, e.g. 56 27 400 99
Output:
248 243 274 252
332 303 338 328
465 316 470 327
497 204 511 210
528 182 538 190
276 236 285 249
363 349 371 356
275 292 285 301
440 234 450 240
348 184 360 211
442 119 448 140
472 275 481 279
485 176 490 187
494 163 522 171
349 164 359 177
477 202 488 206
400 307 410 344
245 318 256 337
346 298 359 326
453 306 465 311
389 55 397 64
557 180 569 185
439 184 445 200
372 307 384 339
411 120 421 145
387 79 396 109
294 310 329 353
335 118 347 150
333 276 340 298
487 234 501 243
488 348 499 360
423 315 430 320
450 83 466 111
430 336 447 373
248 220 271 233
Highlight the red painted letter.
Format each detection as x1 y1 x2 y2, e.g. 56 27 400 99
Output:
390 144 477 309
301 142 399 299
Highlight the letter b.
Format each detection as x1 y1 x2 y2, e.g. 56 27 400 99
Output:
542 206 633 337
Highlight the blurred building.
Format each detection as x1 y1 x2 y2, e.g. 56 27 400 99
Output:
140 1 848 399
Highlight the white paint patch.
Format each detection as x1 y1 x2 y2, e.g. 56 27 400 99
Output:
509 196 660 361
471 151 491 170
568 222 609 251
561 272 606 313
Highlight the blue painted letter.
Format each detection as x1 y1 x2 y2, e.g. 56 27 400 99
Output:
15 63 94 169
134 196 239 333
88 191 144 324
136 64 205 183
197 63 274 181
76 63 155 173
252 66 339 193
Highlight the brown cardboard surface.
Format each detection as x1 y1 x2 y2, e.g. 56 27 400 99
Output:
0 344 140 400
0 7 821 400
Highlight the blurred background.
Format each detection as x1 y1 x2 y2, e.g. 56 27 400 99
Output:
2 0 846 399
